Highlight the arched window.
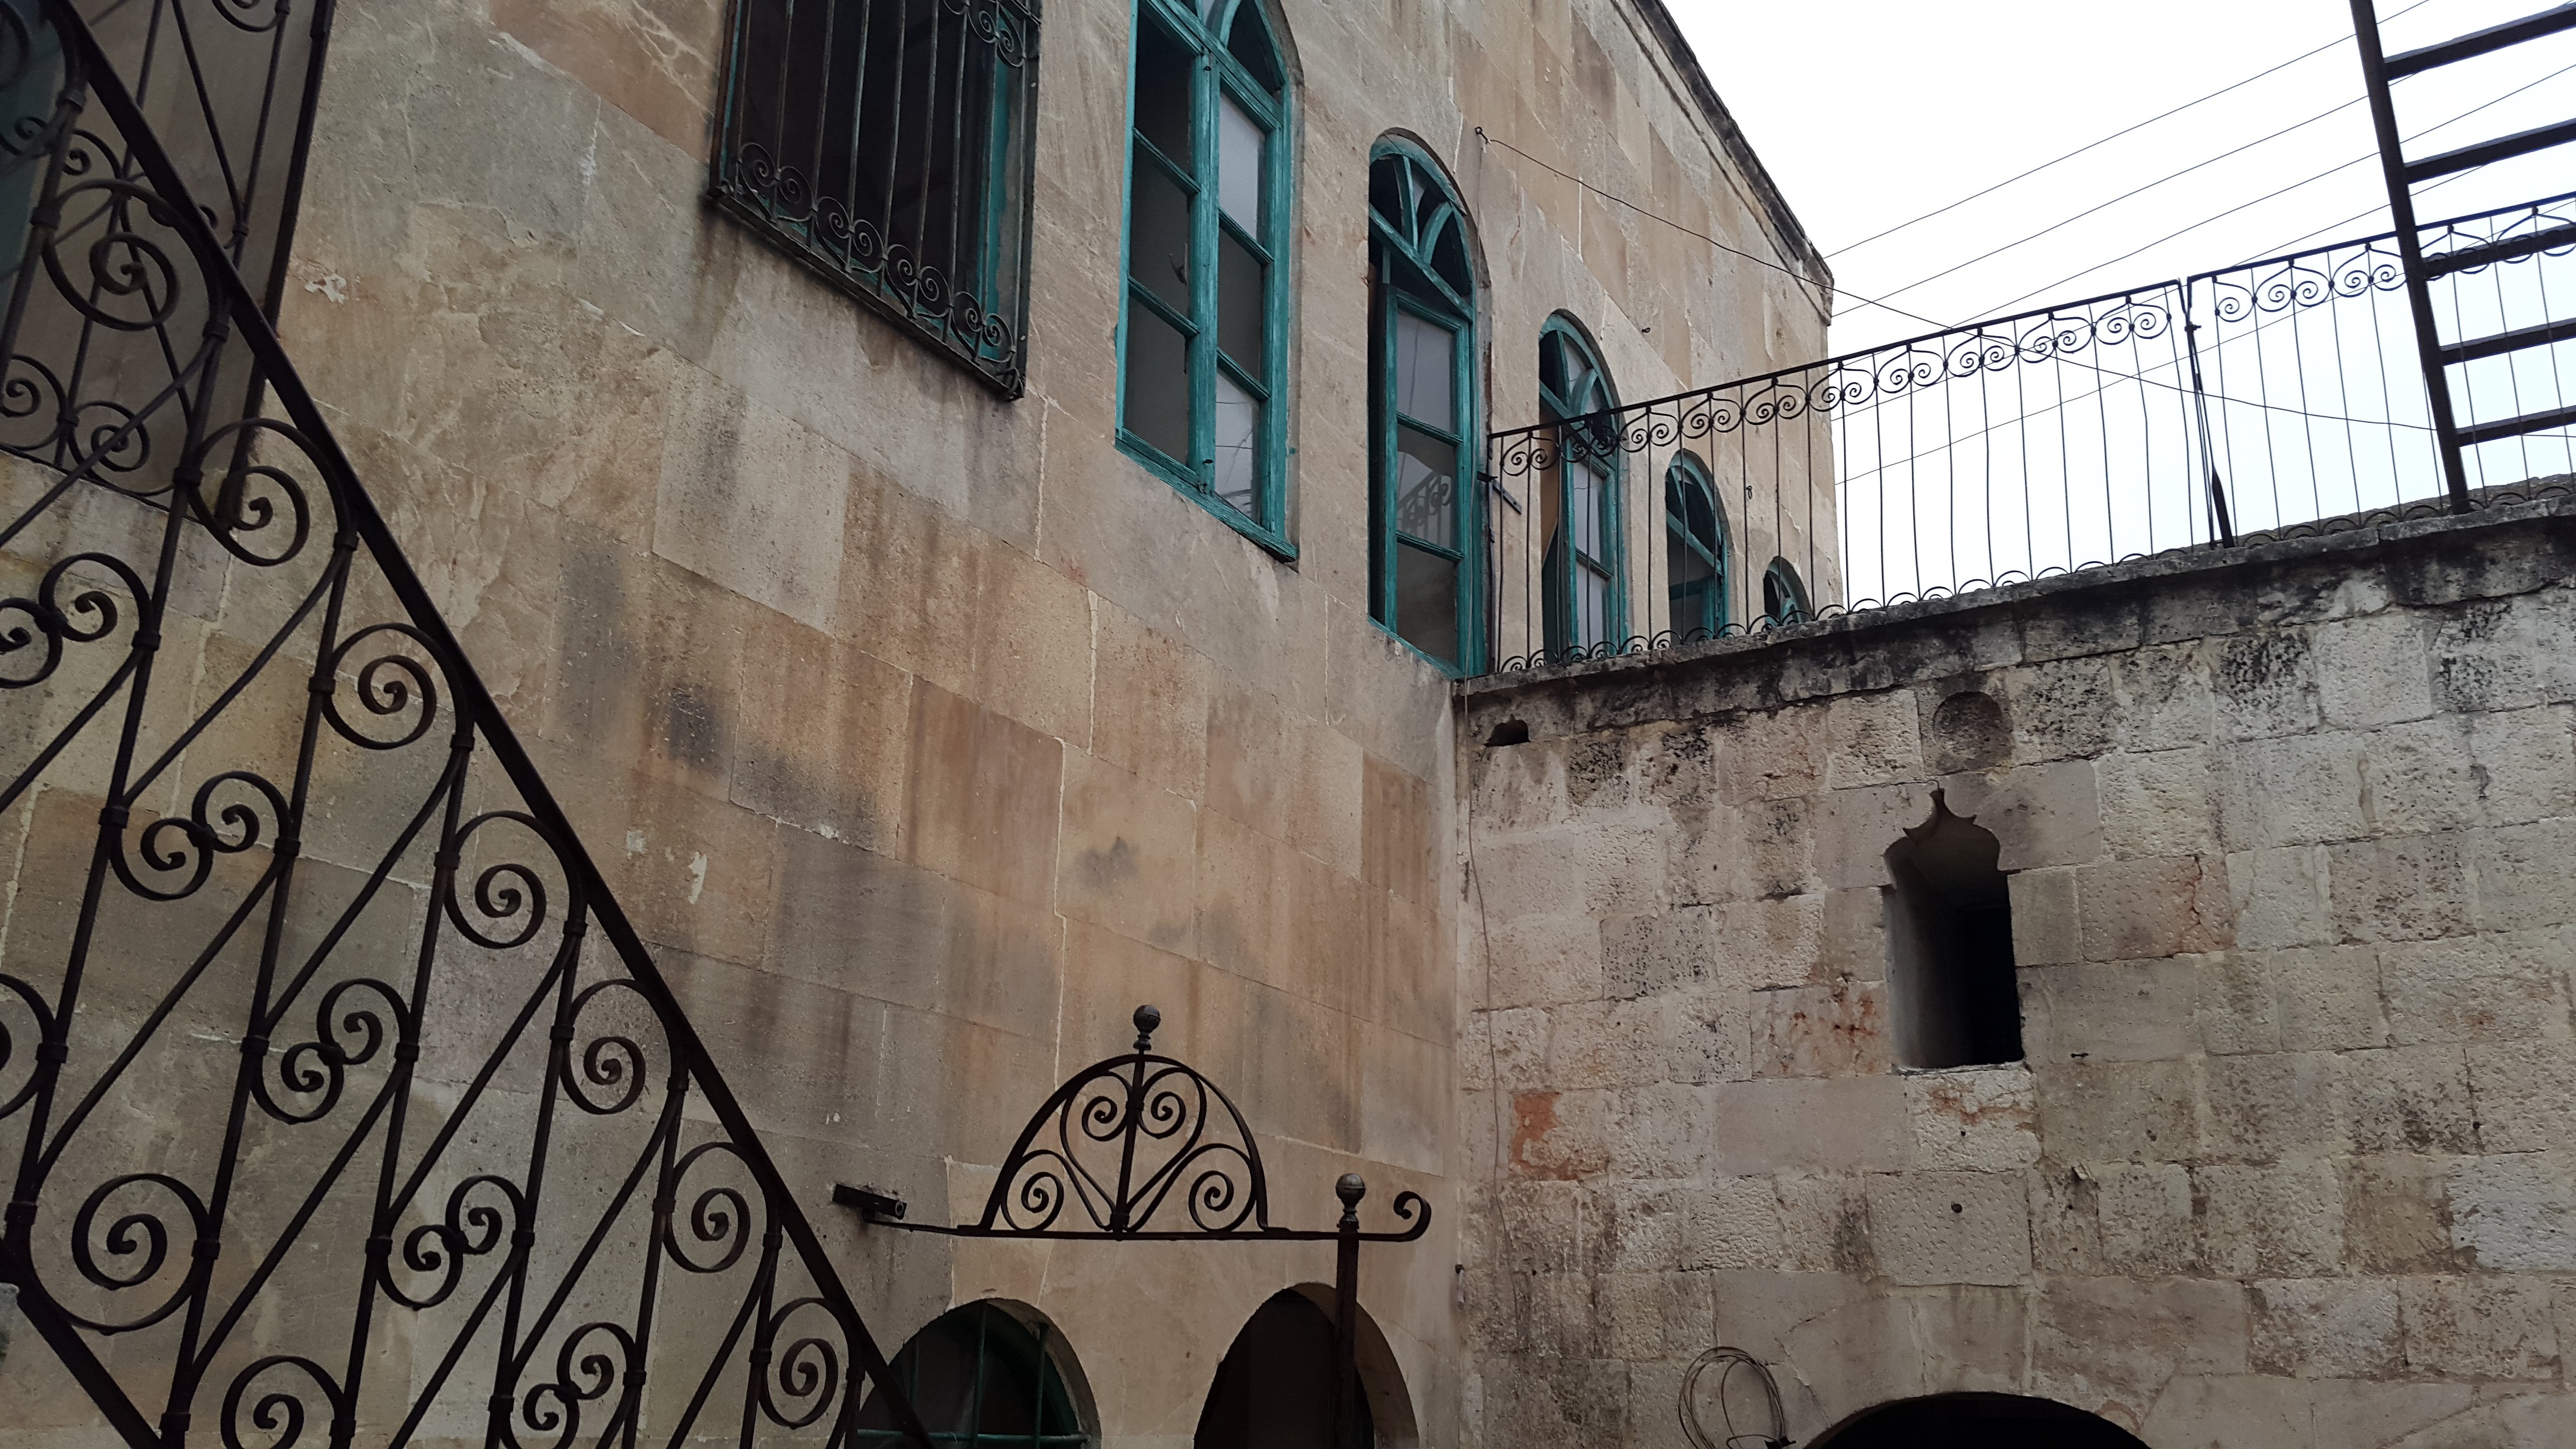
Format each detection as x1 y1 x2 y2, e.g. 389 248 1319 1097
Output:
1117 0 1292 552
1368 141 1478 673
1761 557 1808 628
853 1301 1090 1446
1664 452 1727 643
1538 318 1621 660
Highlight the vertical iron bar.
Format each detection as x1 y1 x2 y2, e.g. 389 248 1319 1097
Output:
2349 0 2471 508
1332 1173 1364 1449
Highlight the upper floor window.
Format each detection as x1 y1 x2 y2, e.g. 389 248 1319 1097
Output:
1665 452 1727 643
1539 319 1621 660
711 0 1039 396
1763 557 1810 627
1117 0 1292 552
1369 143 1478 673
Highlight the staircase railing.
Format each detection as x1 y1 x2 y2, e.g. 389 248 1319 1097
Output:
0 2 932 1444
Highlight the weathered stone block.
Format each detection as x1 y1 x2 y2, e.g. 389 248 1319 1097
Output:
1821 689 1924 788
1509 1088 1619 1182
1710 1076 1912 1175
2313 611 2435 728
2093 1161 2197 1274
2344 1046 2477 1155
2035 1059 2197 1162
2212 629 2322 741
2224 845 2332 950
2248 1278 2402 1378
2196 1161 2347 1278
903 679 1062 908
1483 914 1607 1009
2399 1274 2560 1380
1612 1083 1723 1181
1752 982 1890 1078
1941 759 2103 870
2020 958 2196 1064
1093 603 1211 802
2469 821 2576 933
2272 944 2390 1050
2474 1040 2576 1152
1602 905 1716 999
2112 641 2221 752
1712 893 1827 992
1772 1175 1872 1275
2342 1155 2460 1274
2097 747 2222 857
1904 1066 2039 1172
1866 1171 2031 1286
2030 1277 2250 1416
2325 833 2472 945
2195 952 2281 1055
2009 867 2081 967
2381 929 2573 1045
2202 1051 2346 1163
1055 748 1199 956
2076 855 2232 962
2447 1152 2576 1271
1682 1177 1787 1270
2220 732 2366 848
2003 654 2118 761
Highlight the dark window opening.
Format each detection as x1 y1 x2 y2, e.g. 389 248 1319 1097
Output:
1193 1290 1375 1449
713 0 1038 395
1760 557 1807 628
853 1300 1089 1446
1884 792 2021 1069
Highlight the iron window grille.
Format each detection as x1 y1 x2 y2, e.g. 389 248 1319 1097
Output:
1664 451 1728 643
1368 142 1479 675
1115 0 1293 553
853 1303 1089 1446
711 0 1040 397
1537 317 1624 660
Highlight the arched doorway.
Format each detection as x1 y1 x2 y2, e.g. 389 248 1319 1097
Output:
1193 1288 1415 1448
1810 1393 2148 1449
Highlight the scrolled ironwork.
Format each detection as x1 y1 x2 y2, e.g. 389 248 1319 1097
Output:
0 4 934 1446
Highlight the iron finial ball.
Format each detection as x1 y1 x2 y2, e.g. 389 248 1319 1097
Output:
1337 1173 1367 1207
1132 1004 1161 1052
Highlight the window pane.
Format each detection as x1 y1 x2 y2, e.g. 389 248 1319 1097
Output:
1219 228 1265 373
1396 543 1459 665
1579 565 1610 649
1226 1 1284 90
1393 310 1454 430
1133 19 1193 166
1129 151 1192 314
1218 95 1263 231
1124 299 1192 462
1394 423 1456 546
1568 461 1604 559
1213 369 1260 515
1669 531 1716 590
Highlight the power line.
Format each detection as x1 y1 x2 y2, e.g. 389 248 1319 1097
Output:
1868 91 2370 305
1472 128 1957 332
1825 0 2442 258
1963 54 2576 321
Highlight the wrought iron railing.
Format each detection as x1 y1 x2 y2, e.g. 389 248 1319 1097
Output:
0 4 933 1446
1482 189 2576 674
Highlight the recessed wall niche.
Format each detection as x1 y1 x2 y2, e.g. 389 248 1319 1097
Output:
1883 791 2022 1068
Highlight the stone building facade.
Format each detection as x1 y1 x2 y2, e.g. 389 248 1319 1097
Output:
1457 499 2576 1447
0 0 1830 1445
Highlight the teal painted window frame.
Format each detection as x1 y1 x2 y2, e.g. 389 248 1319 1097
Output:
852 1301 1090 1446
1114 0 1295 558
1762 557 1810 627
1664 451 1728 642
1537 316 1624 660
1368 141 1480 675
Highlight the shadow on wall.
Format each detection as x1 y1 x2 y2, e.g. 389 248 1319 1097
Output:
1810 1392 2150 1448
1883 791 2022 1069
1193 1287 1417 1449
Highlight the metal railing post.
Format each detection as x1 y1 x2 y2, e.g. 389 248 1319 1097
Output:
2179 278 2237 547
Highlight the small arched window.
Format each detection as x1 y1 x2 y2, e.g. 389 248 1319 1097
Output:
1761 557 1808 628
853 1301 1090 1446
1538 319 1621 660
1117 0 1293 552
1368 141 1478 673
1664 452 1727 643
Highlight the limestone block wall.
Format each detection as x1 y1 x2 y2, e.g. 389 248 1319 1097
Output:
1454 500 2576 1448
0 0 1825 1446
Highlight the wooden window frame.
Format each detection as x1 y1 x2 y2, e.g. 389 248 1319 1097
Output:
1368 140 1480 675
1114 0 1294 556
1538 315 1624 659
1664 451 1729 643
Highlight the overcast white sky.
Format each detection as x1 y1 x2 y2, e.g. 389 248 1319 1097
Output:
1668 0 2576 356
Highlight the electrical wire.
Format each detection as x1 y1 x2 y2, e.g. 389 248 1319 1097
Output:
1963 55 2576 321
1472 127 1955 331
1869 91 2370 304
1828 0 2443 258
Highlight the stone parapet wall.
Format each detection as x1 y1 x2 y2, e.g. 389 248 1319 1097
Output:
1454 499 2576 1447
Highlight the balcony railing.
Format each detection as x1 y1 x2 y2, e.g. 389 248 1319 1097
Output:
1481 189 2576 675
0 3 933 1445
